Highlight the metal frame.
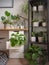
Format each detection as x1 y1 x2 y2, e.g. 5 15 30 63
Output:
28 0 49 61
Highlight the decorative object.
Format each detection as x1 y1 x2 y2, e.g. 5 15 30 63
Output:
31 32 36 42
0 0 13 8
32 19 39 27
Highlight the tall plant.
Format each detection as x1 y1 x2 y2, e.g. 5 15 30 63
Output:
25 45 47 65
22 1 28 15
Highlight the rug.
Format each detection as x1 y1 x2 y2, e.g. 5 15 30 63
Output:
0 51 8 65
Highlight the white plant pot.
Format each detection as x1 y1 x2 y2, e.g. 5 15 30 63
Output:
38 5 43 11
33 22 39 27
6 24 11 29
20 25 24 29
38 37 43 42
42 22 46 27
33 6 37 11
31 37 36 42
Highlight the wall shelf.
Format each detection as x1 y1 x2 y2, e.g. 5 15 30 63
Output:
0 28 28 31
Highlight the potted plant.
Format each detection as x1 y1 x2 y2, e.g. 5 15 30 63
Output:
38 31 43 42
31 32 36 42
42 19 46 27
11 14 20 29
33 6 37 11
1 11 13 29
25 45 47 65
32 19 39 27
9 32 26 47
22 2 28 16
38 1 44 11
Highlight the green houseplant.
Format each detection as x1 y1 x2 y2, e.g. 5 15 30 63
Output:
25 45 47 65
1 11 20 29
31 32 36 42
42 18 46 27
22 2 28 15
1 11 13 28
38 31 43 42
9 32 26 47
32 19 39 27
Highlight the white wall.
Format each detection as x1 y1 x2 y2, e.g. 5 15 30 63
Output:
0 0 27 28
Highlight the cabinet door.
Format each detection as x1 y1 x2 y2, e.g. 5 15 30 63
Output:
0 31 9 50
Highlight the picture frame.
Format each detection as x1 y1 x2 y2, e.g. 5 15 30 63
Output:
0 0 14 8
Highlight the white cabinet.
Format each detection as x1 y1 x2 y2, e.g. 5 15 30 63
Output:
6 42 24 58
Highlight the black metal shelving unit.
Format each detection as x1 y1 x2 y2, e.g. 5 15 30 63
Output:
28 0 49 61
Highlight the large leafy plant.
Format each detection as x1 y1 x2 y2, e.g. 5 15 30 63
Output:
9 32 26 47
1 11 20 25
25 45 47 65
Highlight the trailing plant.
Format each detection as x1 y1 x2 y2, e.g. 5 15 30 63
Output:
11 14 20 21
9 32 26 47
32 19 39 22
22 1 28 15
25 45 47 65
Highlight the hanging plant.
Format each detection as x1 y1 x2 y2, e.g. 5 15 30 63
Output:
22 2 28 15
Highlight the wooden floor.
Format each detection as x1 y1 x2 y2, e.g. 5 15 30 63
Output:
6 58 29 65
6 58 49 65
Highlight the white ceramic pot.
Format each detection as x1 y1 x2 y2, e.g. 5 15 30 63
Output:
38 37 43 42
33 6 37 11
42 22 46 27
33 22 39 27
20 25 24 29
31 37 36 42
38 5 43 11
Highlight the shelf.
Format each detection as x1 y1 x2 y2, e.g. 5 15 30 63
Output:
33 26 46 28
31 42 47 45
0 28 28 31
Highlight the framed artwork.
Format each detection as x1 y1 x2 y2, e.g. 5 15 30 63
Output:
0 0 14 8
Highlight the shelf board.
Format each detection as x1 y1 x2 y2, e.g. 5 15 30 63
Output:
0 28 28 31
33 26 46 28
31 42 47 45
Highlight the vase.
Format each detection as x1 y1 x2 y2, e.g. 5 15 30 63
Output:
31 37 36 42
38 5 43 11
4 24 6 29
